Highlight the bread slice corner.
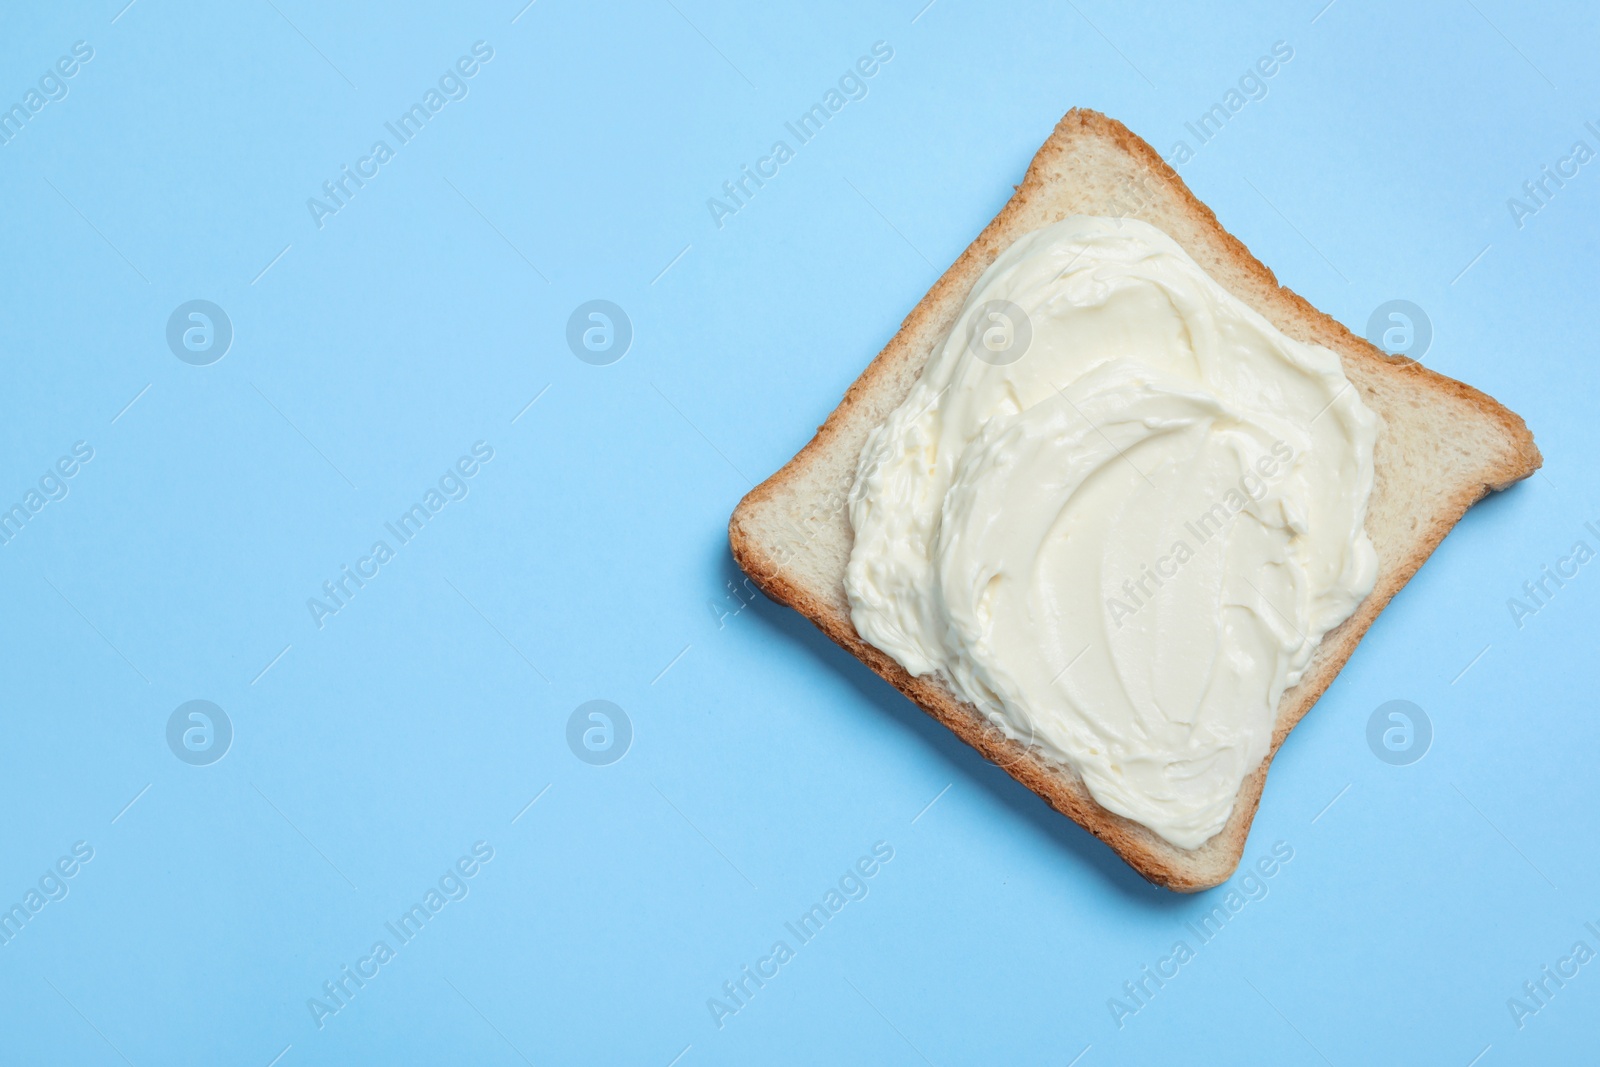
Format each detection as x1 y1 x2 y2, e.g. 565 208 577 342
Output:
728 108 1540 892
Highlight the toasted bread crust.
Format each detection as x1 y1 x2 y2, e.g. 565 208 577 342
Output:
729 109 1540 891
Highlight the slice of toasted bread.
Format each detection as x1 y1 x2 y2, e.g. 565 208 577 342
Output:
728 109 1540 891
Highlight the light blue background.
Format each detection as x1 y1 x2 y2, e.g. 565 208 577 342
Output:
0 1 1595 1063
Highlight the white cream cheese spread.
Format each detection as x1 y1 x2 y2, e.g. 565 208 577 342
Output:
844 216 1379 849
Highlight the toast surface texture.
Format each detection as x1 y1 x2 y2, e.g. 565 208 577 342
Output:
728 109 1540 891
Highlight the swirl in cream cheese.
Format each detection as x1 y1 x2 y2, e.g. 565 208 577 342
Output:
844 216 1379 849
